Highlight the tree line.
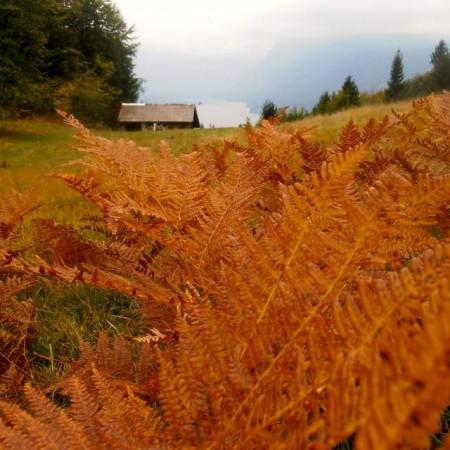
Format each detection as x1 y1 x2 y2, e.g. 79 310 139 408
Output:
383 40 450 102
0 0 142 125
262 39 450 121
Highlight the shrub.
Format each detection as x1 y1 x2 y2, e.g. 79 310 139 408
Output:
260 99 278 120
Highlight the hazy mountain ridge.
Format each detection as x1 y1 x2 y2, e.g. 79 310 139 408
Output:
137 35 449 114
240 35 446 110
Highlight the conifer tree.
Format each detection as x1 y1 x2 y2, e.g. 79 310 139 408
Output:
312 91 331 114
431 40 450 91
340 75 360 107
0 0 57 113
385 50 406 101
260 100 278 120
0 0 142 123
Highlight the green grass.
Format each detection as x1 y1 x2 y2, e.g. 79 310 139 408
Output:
0 101 413 223
0 118 241 226
100 126 241 154
25 283 143 388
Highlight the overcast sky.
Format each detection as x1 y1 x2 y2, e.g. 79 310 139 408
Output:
114 0 450 57
113 0 450 125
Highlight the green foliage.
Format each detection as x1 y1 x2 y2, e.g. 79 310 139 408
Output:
0 0 142 124
327 91 347 112
312 76 360 115
30 283 143 387
391 40 450 100
404 71 434 98
430 40 450 91
55 67 120 126
260 99 278 120
310 39 450 118
54 0 142 104
385 50 406 101
0 0 56 113
339 75 361 107
280 106 308 123
360 90 385 105
312 91 332 114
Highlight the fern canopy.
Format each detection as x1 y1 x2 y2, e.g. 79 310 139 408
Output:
1 94 450 449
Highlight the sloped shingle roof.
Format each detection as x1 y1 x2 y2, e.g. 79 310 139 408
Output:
118 104 197 123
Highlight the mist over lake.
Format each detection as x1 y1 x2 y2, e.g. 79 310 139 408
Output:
196 101 259 128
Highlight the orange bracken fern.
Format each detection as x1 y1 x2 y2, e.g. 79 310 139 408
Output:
0 94 449 449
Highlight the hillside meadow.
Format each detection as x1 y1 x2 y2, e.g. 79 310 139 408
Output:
288 99 413 142
0 121 239 226
0 100 412 225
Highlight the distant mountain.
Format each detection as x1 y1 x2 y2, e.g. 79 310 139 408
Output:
136 35 448 116
238 35 446 111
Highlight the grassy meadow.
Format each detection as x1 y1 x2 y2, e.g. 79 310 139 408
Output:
0 99 412 223
285 98 413 142
0 99 414 386
0 119 240 226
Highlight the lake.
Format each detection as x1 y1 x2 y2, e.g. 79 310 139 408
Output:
196 101 259 128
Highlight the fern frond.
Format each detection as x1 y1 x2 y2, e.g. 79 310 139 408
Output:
24 385 91 449
355 281 450 448
0 190 39 241
0 398 63 450
0 97 447 449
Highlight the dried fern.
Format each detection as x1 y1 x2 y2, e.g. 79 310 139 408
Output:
0 94 449 449
0 192 37 398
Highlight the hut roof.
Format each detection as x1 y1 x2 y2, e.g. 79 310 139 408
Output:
118 103 198 123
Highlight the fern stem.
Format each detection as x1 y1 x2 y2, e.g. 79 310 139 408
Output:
214 225 370 447
256 224 308 324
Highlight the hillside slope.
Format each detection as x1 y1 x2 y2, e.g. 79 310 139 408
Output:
0 99 414 223
288 99 413 143
240 35 444 110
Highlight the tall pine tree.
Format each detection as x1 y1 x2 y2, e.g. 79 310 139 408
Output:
430 40 450 91
385 50 406 101
338 76 360 109
49 0 142 124
0 0 142 123
0 0 57 114
312 91 331 114
260 100 278 120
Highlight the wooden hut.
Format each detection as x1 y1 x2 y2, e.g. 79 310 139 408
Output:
117 103 201 131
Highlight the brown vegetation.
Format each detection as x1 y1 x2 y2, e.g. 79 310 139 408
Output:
0 94 449 449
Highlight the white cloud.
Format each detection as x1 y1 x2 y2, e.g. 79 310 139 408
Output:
115 0 450 57
114 0 450 122
115 0 292 56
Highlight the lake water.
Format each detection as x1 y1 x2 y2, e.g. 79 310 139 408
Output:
196 101 259 128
